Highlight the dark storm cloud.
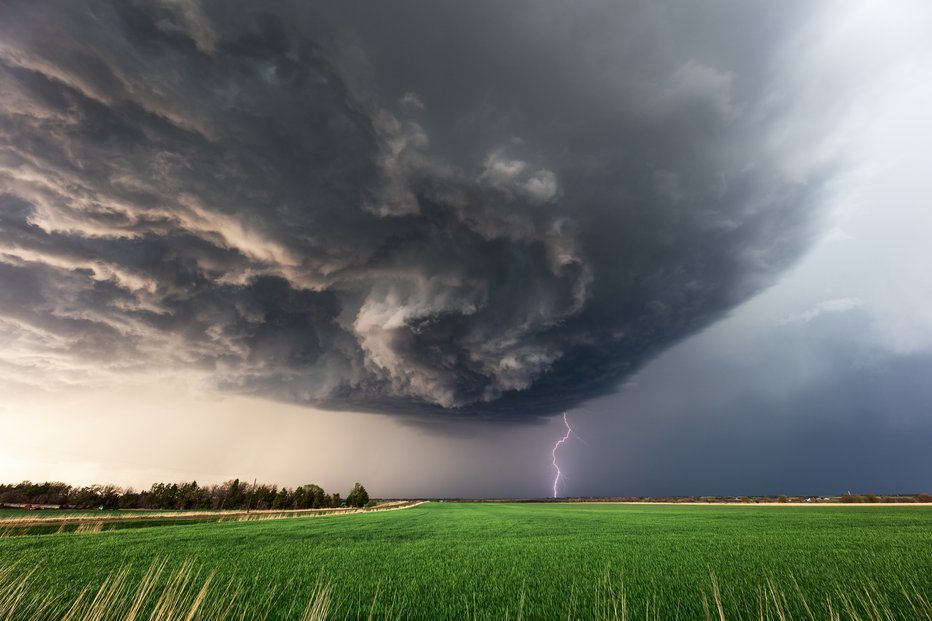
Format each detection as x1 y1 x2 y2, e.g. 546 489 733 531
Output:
0 0 837 418
571 314 932 497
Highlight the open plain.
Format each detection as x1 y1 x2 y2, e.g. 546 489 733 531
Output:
2 502 930 619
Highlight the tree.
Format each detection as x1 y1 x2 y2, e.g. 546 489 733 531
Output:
71 485 103 509
304 484 325 509
119 489 141 509
222 479 244 510
271 487 290 509
99 485 122 509
292 485 307 509
346 482 369 508
253 485 275 510
272 487 291 510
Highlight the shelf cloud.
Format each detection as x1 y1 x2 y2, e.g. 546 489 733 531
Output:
0 0 839 419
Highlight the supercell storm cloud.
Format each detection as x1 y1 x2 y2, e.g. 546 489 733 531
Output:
0 1 836 418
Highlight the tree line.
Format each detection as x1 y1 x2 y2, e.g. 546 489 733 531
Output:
0 479 371 510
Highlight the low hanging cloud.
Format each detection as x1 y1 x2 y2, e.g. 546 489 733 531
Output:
0 0 840 419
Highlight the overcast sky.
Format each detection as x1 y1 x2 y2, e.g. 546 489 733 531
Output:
1 0 930 497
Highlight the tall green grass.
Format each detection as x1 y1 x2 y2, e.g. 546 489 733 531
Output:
1 559 929 620
0 503 929 619
0 560 335 621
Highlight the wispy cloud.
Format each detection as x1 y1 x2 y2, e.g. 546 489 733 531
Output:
780 298 865 326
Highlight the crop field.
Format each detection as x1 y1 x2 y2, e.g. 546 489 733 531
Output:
0 503 415 537
1 502 930 620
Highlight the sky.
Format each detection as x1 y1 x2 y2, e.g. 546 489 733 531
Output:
1 0 930 498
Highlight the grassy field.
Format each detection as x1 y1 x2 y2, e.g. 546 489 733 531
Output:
1 502 930 619
0 503 416 537
0 509 166 518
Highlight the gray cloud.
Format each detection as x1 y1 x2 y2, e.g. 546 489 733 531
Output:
570 308 932 497
0 0 840 419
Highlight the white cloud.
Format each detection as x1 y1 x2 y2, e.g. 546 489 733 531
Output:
780 298 864 326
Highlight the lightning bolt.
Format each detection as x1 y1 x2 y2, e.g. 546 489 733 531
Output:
551 412 574 498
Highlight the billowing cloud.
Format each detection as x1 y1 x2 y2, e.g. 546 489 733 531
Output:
0 0 841 419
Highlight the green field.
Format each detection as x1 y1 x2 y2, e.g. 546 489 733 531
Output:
0 509 175 518
1 502 930 619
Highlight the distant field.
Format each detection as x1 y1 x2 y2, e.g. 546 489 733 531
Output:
0 509 168 518
0 502 417 537
1 503 930 619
